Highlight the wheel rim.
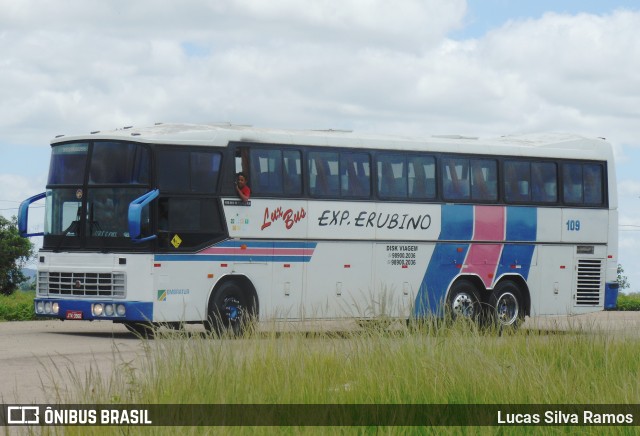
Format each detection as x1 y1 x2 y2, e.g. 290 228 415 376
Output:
451 293 476 318
223 297 243 324
495 292 519 326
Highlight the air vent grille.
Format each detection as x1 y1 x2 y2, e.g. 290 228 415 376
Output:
575 259 602 306
38 272 126 298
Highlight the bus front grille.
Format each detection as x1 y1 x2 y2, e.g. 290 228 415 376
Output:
575 259 602 306
38 272 126 298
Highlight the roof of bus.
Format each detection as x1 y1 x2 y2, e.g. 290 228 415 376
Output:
51 123 614 161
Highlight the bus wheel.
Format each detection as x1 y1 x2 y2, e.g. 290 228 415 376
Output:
446 279 482 322
488 280 524 328
206 281 255 337
124 322 156 339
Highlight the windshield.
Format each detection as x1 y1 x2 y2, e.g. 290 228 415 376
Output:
48 143 89 185
89 142 149 185
45 188 149 239
44 141 151 250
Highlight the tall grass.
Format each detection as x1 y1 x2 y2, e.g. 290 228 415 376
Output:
0 290 36 321
48 318 640 435
617 293 640 311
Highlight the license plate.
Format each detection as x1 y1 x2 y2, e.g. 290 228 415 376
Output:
66 310 83 320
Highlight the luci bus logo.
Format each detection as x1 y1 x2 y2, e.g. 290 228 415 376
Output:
261 206 307 231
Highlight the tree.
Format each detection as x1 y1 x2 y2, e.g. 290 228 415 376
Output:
617 264 630 291
0 216 34 295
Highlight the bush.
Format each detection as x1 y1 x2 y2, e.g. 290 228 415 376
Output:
0 216 34 296
615 293 640 311
0 291 36 321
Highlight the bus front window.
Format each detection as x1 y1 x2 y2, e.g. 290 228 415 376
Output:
48 143 89 185
43 141 152 249
86 142 151 243
87 188 149 238
44 189 83 237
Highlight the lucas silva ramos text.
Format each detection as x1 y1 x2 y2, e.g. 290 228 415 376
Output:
497 410 634 425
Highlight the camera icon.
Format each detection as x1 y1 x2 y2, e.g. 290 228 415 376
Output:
7 406 40 424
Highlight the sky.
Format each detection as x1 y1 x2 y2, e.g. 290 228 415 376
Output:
1 0 640 290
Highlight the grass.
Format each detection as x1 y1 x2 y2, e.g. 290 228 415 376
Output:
0 290 36 321
616 292 640 311
42 318 640 435
3 288 637 433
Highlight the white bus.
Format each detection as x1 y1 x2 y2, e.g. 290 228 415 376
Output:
19 124 619 335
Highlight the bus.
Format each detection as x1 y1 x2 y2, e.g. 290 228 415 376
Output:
19 123 619 335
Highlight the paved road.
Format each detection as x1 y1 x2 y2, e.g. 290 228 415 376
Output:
522 310 640 334
2 311 640 404
0 321 146 404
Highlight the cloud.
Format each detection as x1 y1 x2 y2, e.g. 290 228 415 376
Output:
2 3 640 144
0 0 467 49
618 180 640 198
0 173 46 226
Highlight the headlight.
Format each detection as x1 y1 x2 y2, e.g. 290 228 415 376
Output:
52 302 59 315
104 304 114 316
92 304 104 316
36 301 44 314
116 304 126 316
44 302 52 314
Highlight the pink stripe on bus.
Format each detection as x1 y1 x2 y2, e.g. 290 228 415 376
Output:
461 244 504 289
473 206 505 241
461 206 507 288
197 247 314 256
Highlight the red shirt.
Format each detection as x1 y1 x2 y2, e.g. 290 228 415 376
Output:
239 185 251 199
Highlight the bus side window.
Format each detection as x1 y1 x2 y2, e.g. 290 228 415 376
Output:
309 151 339 197
250 149 283 195
442 157 470 201
471 159 497 201
377 154 406 198
563 163 583 204
158 149 190 192
191 151 221 193
341 152 370 198
584 164 603 205
158 149 221 194
504 161 530 203
283 150 302 195
531 162 557 203
408 155 435 200
235 148 250 176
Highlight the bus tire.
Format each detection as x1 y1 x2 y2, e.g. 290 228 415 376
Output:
446 279 483 322
488 280 524 329
124 322 156 339
205 280 256 337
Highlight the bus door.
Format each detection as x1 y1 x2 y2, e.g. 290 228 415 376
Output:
534 245 573 315
270 244 305 320
373 242 421 318
303 241 374 319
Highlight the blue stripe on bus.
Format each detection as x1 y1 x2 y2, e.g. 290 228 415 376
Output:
215 240 318 249
154 255 313 263
440 205 474 240
154 240 318 263
506 207 537 241
496 207 536 281
497 207 536 280
495 244 535 280
414 205 474 316
414 205 538 318
34 299 153 322
415 243 469 317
